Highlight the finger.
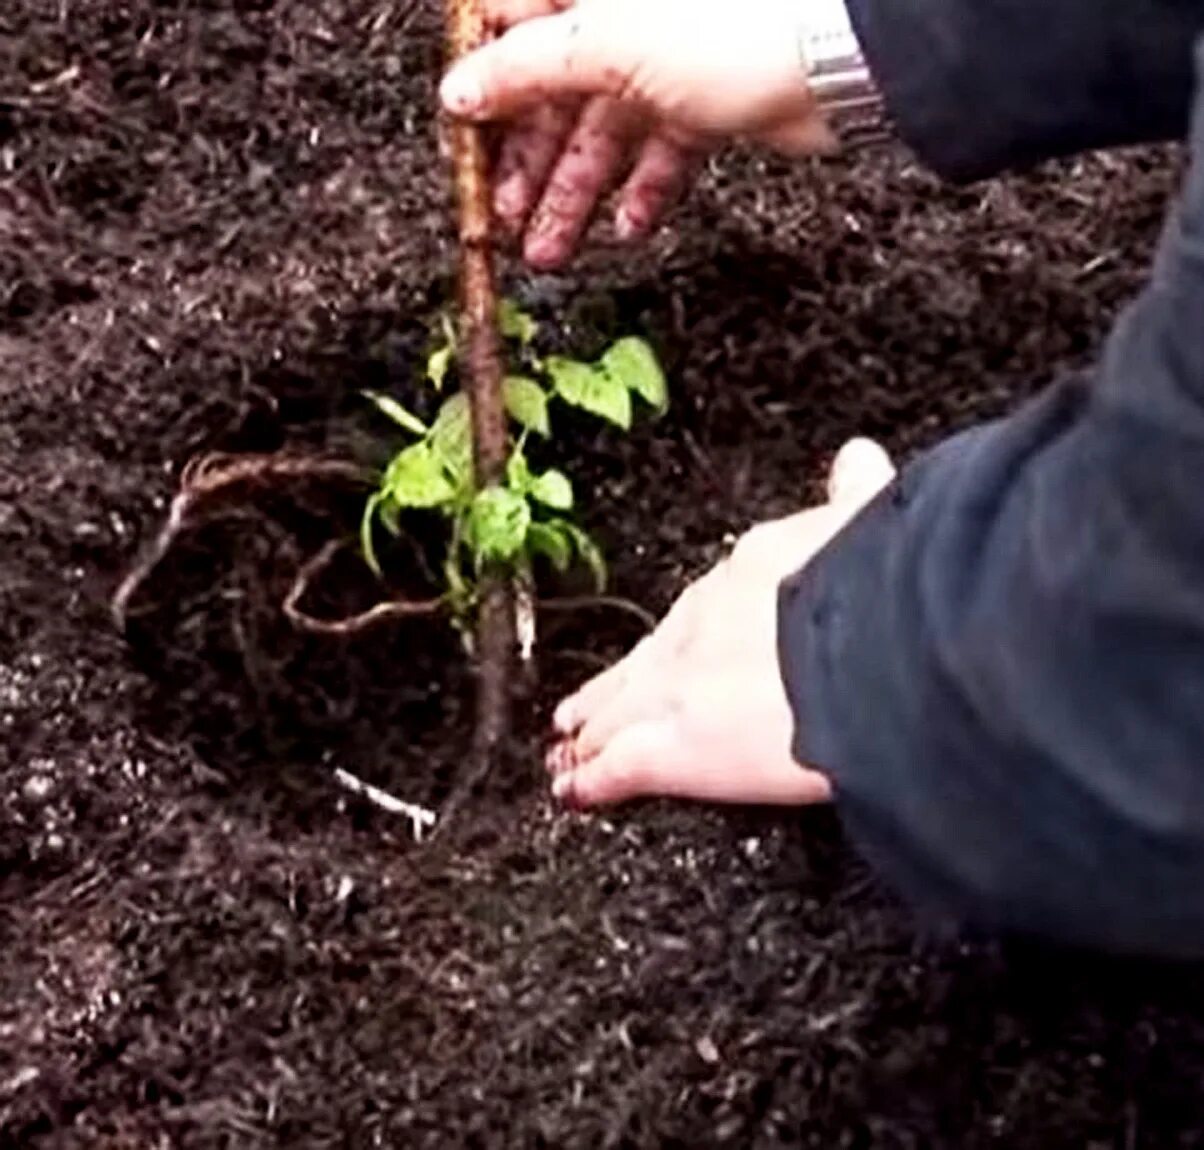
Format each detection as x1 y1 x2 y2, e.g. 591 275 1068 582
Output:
826 437 895 507
614 131 701 241
482 0 573 34
552 720 678 808
552 633 655 736
551 720 834 809
440 8 634 123
555 565 710 737
573 677 672 762
545 738 579 776
525 96 641 268
493 101 578 232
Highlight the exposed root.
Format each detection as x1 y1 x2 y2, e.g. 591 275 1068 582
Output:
332 767 437 842
539 594 658 633
112 453 372 633
284 540 442 635
177 452 370 496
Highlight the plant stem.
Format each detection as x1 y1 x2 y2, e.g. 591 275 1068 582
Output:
444 0 514 775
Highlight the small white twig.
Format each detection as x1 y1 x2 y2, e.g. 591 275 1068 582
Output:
333 767 437 841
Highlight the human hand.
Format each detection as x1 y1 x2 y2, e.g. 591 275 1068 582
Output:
546 438 896 809
439 0 837 268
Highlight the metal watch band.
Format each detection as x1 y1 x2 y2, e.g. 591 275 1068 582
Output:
797 11 892 151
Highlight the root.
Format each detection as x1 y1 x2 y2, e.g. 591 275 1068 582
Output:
332 767 437 841
112 453 372 632
283 540 442 635
539 594 658 632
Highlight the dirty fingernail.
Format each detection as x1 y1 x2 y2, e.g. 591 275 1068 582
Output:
495 175 527 222
615 207 641 241
524 233 565 269
546 742 570 774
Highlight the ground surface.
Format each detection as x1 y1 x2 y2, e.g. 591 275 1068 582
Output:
2 2 1203 1147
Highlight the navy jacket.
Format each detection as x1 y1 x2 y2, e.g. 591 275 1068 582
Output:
780 2 1204 956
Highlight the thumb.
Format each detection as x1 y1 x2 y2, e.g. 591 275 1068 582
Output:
826 437 895 508
440 8 635 121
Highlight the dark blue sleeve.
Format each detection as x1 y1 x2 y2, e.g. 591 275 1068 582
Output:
778 40 1204 957
846 0 1204 180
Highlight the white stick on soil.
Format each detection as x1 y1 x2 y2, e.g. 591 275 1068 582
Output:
333 767 437 841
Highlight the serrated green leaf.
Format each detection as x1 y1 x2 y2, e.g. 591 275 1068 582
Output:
565 523 607 590
427 345 453 390
364 391 427 436
529 468 573 511
504 375 550 436
430 393 472 481
601 336 667 413
383 442 456 509
527 521 572 572
467 487 531 564
547 357 632 429
498 299 538 345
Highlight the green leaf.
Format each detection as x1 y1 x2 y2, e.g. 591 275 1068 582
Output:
430 393 472 481
467 487 531 564
529 468 573 511
364 391 427 437
382 441 456 508
504 375 550 436
564 522 607 590
527 521 572 572
379 498 402 536
427 345 453 390
498 299 538 345
600 336 668 413
505 447 531 493
361 493 385 578
546 357 632 429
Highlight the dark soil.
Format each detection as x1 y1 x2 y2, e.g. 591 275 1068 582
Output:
2 2 1202 1147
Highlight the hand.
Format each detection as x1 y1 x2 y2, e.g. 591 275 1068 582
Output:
440 0 837 268
546 438 896 809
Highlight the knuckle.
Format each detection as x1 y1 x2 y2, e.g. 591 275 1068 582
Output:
731 525 772 567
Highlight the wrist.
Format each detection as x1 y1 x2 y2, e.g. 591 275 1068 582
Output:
797 1 890 151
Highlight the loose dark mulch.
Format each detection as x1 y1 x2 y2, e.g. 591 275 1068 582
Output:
2 3 1202 1147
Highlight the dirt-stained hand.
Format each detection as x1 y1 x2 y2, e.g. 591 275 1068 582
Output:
440 0 836 268
545 438 895 810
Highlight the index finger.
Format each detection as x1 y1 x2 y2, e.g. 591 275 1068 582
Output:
440 6 635 121
481 0 573 32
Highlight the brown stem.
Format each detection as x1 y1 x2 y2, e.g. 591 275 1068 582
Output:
444 0 514 779
284 540 443 635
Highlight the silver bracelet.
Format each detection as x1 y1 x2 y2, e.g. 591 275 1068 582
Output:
797 7 892 150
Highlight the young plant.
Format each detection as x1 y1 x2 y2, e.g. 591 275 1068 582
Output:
362 299 667 626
